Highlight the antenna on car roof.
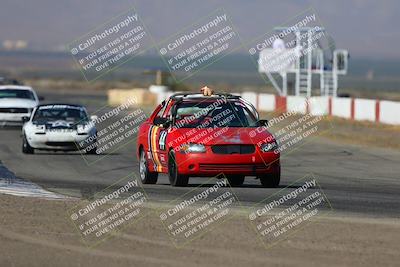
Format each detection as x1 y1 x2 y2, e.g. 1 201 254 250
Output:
169 92 240 99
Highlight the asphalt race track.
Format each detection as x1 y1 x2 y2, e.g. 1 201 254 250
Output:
1 91 399 218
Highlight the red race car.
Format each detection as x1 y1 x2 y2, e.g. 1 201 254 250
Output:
137 92 280 187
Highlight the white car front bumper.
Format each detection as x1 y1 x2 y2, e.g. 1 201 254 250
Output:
27 130 96 151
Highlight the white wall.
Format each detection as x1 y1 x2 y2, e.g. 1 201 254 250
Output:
380 100 400 125
354 99 376 122
310 96 329 116
258 93 275 112
332 98 352 119
287 96 307 114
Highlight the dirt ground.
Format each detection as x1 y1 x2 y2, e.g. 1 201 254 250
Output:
0 194 399 267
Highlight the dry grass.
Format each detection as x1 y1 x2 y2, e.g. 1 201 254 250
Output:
258 111 400 150
320 116 400 150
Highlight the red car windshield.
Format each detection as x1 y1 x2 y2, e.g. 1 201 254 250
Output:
174 99 259 128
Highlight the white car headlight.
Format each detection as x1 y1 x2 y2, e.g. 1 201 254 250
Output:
77 124 90 134
260 141 278 152
180 143 206 153
34 125 46 134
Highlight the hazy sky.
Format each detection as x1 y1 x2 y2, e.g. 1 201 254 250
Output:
1 0 399 59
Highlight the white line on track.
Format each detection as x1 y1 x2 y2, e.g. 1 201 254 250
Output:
0 162 66 199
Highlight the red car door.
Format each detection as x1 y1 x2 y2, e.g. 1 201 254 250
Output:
146 100 174 173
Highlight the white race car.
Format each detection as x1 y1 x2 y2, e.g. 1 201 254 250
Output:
0 85 40 126
22 104 97 154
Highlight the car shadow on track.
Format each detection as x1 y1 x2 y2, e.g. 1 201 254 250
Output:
156 183 306 189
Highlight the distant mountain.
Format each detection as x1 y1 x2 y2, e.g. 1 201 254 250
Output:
1 0 400 59
1 50 399 92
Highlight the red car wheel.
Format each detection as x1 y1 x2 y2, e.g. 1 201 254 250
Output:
139 149 158 184
258 172 280 188
168 150 189 187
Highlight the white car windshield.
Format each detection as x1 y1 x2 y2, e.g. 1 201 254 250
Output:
32 106 88 123
0 89 35 100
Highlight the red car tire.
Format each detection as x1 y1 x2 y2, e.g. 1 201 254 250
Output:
258 172 280 188
139 149 158 184
168 150 189 187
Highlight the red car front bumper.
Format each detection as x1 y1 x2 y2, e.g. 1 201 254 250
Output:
174 149 280 176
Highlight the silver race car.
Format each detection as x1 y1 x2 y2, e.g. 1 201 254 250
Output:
22 104 97 154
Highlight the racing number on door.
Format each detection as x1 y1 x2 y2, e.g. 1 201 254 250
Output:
148 126 168 172
159 130 167 151
157 129 168 168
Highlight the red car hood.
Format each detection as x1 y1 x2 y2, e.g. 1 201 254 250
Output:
171 127 274 146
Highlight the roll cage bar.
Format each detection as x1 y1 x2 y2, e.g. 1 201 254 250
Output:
169 92 241 100
164 92 259 126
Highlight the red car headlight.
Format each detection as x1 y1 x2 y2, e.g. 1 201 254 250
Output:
260 141 278 153
180 143 206 153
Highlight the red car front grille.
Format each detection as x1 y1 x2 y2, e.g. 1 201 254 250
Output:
211 144 255 154
199 163 270 172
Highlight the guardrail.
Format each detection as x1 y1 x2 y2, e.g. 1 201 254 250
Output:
107 88 400 125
